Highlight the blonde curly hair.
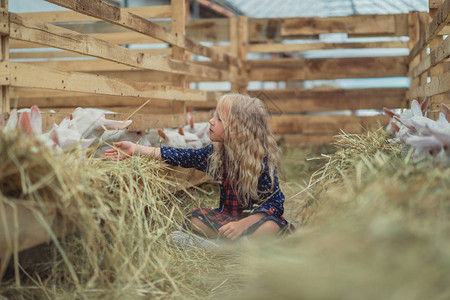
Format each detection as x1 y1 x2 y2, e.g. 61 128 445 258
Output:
207 94 281 207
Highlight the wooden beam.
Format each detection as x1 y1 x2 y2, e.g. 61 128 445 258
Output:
45 0 241 67
248 41 408 53
249 14 408 42
9 13 241 83
248 56 408 81
39 110 213 132
12 90 186 113
268 114 388 134
5 62 208 101
58 18 230 43
277 133 337 146
230 16 248 92
18 6 172 23
282 15 397 36
247 88 407 113
0 5 9 113
10 31 162 49
409 0 450 61
409 71 450 98
409 22 450 78
171 0 186 88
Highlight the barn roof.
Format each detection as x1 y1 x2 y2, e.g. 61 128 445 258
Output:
224 0 428 18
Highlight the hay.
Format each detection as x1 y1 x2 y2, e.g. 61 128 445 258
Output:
228 127 450 299
4 126 447 300
0 131 231 299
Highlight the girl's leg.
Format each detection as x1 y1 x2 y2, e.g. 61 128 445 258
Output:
189 217 218 238
247 220 280 238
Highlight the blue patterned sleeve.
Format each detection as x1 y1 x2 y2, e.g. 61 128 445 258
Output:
160 144 213 172
251 162 285 218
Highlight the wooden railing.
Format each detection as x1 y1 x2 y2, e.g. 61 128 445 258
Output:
1 0 245 130
2 0 445 144
407 0 450 120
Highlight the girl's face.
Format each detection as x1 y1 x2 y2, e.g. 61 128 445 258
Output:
209 109 226 142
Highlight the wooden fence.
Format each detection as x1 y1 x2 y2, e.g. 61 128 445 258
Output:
1 0 448 145
407 0 450 120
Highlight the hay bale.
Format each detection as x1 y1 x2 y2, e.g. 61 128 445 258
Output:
0 130 218 298
226 128 450 300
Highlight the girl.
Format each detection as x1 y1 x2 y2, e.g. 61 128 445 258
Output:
105 94 292 246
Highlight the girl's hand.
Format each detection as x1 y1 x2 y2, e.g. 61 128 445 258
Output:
104 141 136 160
218 221 246 241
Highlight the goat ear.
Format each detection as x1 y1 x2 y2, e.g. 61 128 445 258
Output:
410 99 422 117
30 105 42 134
394 116 414 130
19 111 33 136
50 128 59 148
99 119 132 130
420 97 429 113
178 126 184 135
4 109 18 132
158 129 168 140
383 107 398 118
391 122 400 133
190 114 195 129
442 103 450 122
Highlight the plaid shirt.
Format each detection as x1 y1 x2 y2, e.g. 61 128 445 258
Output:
161 144 286 221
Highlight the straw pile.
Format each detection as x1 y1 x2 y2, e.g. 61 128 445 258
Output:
0 131 233 299
229 127 450 299
3 126 448 299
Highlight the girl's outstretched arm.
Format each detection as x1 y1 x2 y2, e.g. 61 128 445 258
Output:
104 141 161 160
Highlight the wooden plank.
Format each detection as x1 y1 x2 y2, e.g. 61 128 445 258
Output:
18 6 172 23
19 67 174 84
12 91 186 114
248 56 408 81
282 15 396 36
10 48 172 59
249 18 319 42
268 115 388 134
7 62 208 101
409 71 450 98
277 133 337 146
171 0 186 88
409 0 450 61
247 88 407 112
39 110 213 132
9 13 239 83
236 16 248 92
45 0 241 67
0 9 8 36
248 41 408 53
0 6 8 113
12 87 222 110
23 59 244 84
349 14 409 38
10 31 162 49
58 18 230 43
428 93 450 120
409 35 450 78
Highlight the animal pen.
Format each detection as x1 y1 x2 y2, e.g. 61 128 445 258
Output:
2 0 449 143
1 0 450 298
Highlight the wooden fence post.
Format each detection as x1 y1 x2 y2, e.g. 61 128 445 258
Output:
428 0 447 120
407 11 429 109
230 15 248 93
171 0 186 114
0 0 9 113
